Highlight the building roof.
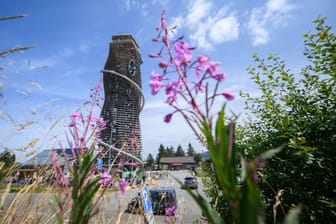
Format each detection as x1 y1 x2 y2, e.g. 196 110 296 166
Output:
24 149 53 166
160 156 195 164
23 148 76 167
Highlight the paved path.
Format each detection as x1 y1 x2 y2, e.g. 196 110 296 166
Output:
100 170 207 223
0 170 207 223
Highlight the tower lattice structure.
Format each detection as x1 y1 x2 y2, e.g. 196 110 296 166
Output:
100 35 144 169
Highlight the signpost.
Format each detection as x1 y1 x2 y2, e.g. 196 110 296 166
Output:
97 158 103 171
142 185 155 224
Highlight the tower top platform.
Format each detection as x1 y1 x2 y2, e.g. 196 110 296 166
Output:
112 35 139 49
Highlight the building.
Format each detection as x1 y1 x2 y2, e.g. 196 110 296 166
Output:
159 157 196 170
100 35 144 170
16 149 74 183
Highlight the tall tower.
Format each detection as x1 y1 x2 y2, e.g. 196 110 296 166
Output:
100 35 144 169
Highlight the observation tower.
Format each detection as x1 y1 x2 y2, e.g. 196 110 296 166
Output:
99 35 144 169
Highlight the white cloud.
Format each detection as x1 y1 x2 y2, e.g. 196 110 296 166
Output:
248 9 270 46
209 15 240 44
186 0 212 26
143 100 166 110
266 0 294 15
247 0 295 46
122 0 149 17
189 20 213 50
180 0 240 50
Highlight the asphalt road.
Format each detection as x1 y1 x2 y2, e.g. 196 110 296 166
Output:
0 170 207 224
103 170 207 223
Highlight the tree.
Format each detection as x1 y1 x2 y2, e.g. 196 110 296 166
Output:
0 149 15 167
166 146 175 157
156 144 167 166
0 149 16 182
186 143 196 157
238 17 336 223
175 145 185 157
145 153 155 170
193 153 202 164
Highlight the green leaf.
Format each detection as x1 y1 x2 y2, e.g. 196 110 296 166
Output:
260 143 286 159
282 205 302 224
239 178 265 224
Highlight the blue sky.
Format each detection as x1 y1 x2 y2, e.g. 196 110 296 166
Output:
1 0 335 162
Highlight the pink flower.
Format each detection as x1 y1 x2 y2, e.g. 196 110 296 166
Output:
70 112 82 120
164 113 173 123
69 121 76 127
149 71 163 95
69 112 83 127
99 172 112 187
95 117 106 128
174 41 192 66
195 69 201 80
197 55 209 65
159 61 168 69
149 53 161 58
223 90 235 101
165 95 177 105
211 73 226 81
165 80 180 96
119 178 127 195
165 206 177 216
204 61 220 75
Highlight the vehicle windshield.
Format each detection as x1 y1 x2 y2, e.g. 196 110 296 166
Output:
150 190 176 202
150 189 176 203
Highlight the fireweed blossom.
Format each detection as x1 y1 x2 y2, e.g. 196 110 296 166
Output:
99 172 112 187
165 206 177 216
51 78 114 223
174 41 193 66
88 115 106 128
66 81 107 156
119 178 127 195
164 113 174 123
148 10 234 131
148 11 278 224
223 90 235 101
149 70 163 95
69 112 82 127
164 206 179 224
